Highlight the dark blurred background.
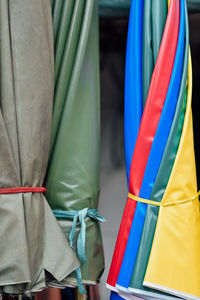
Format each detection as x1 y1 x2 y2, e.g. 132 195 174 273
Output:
98 17 128 300
189 13 200 188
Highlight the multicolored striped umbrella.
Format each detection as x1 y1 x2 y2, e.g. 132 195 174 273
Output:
107 0 199 299
117 0 182 291
107 0 180 290
128 1 189 298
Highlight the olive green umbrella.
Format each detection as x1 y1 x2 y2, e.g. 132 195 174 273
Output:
45 0 104 289
0 0 79 297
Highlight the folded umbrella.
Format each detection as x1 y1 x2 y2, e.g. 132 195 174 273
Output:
0 0 79 296
107 0 167 292
108 0 180 293
107 0 179 292
117 0 184 292
109 1 197 300
128 1 189 298
45 0 105 290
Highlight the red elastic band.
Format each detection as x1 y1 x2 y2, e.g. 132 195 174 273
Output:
0 187 46 194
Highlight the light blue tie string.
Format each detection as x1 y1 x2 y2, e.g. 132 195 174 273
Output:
53 208 106 294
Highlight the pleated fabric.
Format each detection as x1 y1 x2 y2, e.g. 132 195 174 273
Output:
144 52 200 300
116 0 184 290
107 0 199 299
45 0 104 286
107 1 168 292
0 0 79 296
107 0 180 293
128 2 189 299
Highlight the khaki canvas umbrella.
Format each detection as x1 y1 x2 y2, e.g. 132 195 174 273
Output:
0 0 79 297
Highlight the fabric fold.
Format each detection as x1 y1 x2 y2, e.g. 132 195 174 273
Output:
107 0 144 289
45 0 104 286
128 1 189 298
144 51 200 300
0 0 79 296
112 0 180 291
117 0 184 292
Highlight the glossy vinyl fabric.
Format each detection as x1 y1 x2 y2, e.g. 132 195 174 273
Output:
117 0 184 291
142 0 153 110
129 92 188 300
124 0 143 182
115 7 180 287
107 0 144 288
116 0 179 289
45 0 104 285
128 0 179 198
0 0 79 296
107 0 180 291
142 0 168 108
144 52 200 300
53 0 75 85
51 0 85 149
128 1 189 297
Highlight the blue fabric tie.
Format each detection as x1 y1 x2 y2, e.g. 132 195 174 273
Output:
53 208 106 294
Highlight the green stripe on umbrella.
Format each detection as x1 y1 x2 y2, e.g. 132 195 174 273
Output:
142 0 168 109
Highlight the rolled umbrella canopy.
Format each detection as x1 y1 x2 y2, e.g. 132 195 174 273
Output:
107 0 180 293
0 0 79 297
116 0 184 292
112 1 200 299
128 1 189 298
45 0 105 290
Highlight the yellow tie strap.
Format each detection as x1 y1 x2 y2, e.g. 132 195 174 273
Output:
128 191 200 207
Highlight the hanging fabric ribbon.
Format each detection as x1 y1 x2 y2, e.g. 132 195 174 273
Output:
128 191 200 207
53 209 106 263
53 208 105 294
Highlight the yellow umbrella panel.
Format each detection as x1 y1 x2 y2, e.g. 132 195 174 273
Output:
144 52 200 300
